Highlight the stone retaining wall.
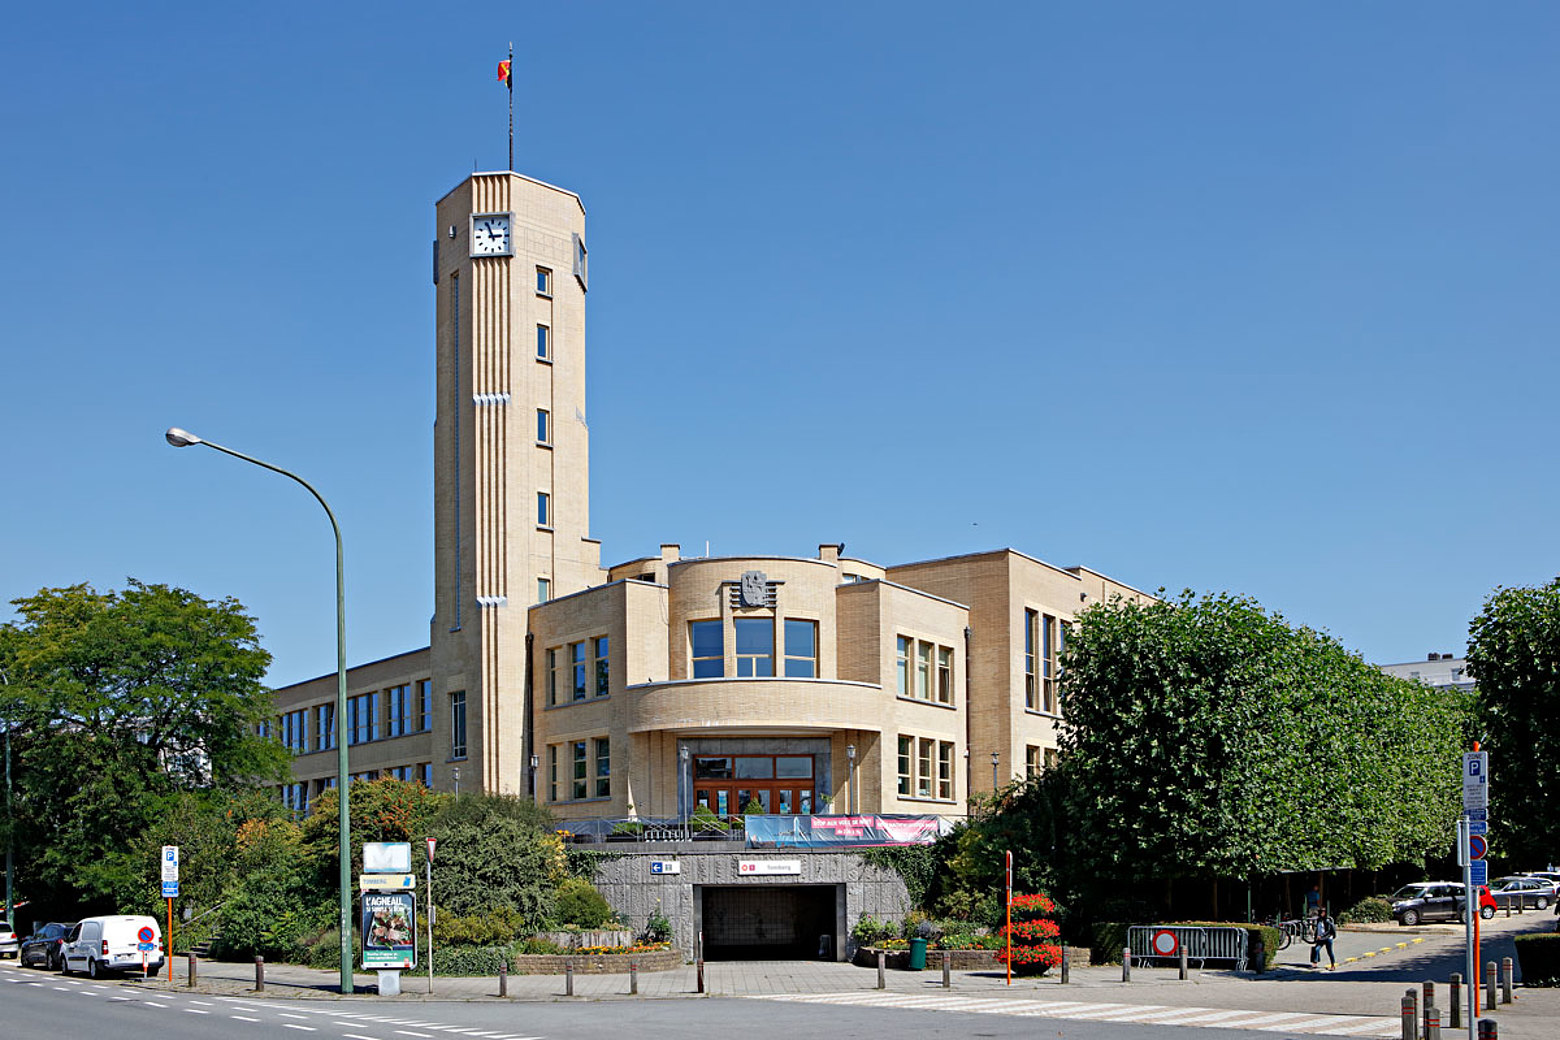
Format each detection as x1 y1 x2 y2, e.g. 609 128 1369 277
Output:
509 947 683 975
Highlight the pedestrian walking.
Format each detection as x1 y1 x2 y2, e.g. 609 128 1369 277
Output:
1310 909 1336 969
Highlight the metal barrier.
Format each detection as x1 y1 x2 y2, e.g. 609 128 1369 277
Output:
1127 925 1249 968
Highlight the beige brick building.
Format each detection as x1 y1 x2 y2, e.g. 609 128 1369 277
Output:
271 171 1150 824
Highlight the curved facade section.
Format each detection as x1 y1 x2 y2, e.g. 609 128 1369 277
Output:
626 678 884 734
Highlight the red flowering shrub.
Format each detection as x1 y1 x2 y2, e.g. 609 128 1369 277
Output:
995 891 1063 975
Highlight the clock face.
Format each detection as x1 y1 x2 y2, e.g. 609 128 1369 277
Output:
470 213 512 257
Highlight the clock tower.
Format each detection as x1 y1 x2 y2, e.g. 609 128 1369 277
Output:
430 171 602 794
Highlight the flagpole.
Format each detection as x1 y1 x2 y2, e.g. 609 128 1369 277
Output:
507 41 514 172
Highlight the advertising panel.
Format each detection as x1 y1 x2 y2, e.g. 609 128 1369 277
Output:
361 891 417 970
744 814 954 848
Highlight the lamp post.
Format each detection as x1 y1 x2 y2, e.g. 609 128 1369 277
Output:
678 745 690 822
528 754 539 800
164 427 353 995
991 751 1000 795
846 744 857 815
452 765 460 796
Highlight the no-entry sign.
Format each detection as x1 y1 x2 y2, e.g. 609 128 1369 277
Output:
1151 929 1179 957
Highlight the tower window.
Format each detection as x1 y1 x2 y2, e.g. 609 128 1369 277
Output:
536 324 551 360
536 267 552 296
537 577 551 603
572 232 588 290
537 491 551 527
537 408 550 445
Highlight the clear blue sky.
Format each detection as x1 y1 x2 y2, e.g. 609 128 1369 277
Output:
4 4 1557 686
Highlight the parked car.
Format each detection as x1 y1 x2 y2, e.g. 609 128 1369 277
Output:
20 922 74 970
61 915 163 978
0 920 16 959
1489 876 1556 910
1390 882 1495 925
1522 871 1560 889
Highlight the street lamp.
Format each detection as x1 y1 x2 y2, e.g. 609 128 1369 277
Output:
164 427 353 996
528 754 539 800
452 765 460 795
845 744 857 815
991 751 1000 795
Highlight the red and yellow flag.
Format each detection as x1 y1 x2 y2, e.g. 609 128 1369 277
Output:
497 60 512 84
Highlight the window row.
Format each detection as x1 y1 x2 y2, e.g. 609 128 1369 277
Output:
277 763 433 816
1023 610 1066 713
546 737 610 801
896 735 956 800
896 636 954 704
546 636 610 705
689 617 817 679
269 680 434 754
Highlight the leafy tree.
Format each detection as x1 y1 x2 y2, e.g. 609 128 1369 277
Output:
1467 579 1560 863
425 794 564 926
0 581 289 912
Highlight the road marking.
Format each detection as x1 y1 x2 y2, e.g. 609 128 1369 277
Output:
190 999 214 1005
395 1032 433 1038
184 1009 210 1014
232 1015 261 1022
282 1026 317 1033
143 1000 172 1008
343 1034 384 1040
280 1013 311 1020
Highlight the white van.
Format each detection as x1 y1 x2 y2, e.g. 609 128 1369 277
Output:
61 916 164 978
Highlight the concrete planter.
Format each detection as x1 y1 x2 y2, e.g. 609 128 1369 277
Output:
510 947 683 975
853 947 1001 971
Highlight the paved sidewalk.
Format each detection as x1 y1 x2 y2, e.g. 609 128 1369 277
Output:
126 942 1560 1039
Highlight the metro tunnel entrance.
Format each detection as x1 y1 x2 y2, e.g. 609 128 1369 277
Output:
698 884 842 960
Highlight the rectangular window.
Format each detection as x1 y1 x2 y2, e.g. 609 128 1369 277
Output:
537 491 551 527
783 619 818 678
917 738 934 798
449 690 467 759
316 703 336 750
536 267 552 295
897 736 913 796
416 680 432 732
572 232 588 289
1045 747 1060 771
937 647 953 704
536 324 550 360
938 741 954 800
1026 745 1041 779
570 641 587 701
734 618 774 677
417 762 432 788
916 641 932 700
896 636 911 696
1042 613 1058 713
547 744 558 801
387 684 410 737
546 647 559 706
1024 609 1039 710
594 737 611 798
593 636 610 697
348 692 380 745
537 408 550 444
691 620 724 678
571 740 588 800
537 577 551 603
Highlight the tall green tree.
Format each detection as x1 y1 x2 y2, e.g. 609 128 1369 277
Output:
1467 579 1560 864
1054 591 1469 905
0 580 289 912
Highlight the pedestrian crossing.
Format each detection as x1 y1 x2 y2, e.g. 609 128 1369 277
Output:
750 991 1401 1037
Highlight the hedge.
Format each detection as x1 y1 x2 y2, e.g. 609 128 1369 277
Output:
1514 934 1560 987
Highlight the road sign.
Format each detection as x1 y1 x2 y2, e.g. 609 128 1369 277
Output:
162 880 179 898
363 842 412 873
1466 808 1488 822
426 837 437 863
1469 834 1488 860
138 926 154 943
161 845 179 883
1470 861 1488 887
138 942 154 952
1468 820 1488 836
1463 752 1489 811
649 860 681 874
1151 929 1180 957
359 873 418 891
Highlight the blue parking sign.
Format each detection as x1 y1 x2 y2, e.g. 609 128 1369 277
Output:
162 880 179 898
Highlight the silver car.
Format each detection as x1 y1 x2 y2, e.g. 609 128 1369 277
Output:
1489 876 1556 910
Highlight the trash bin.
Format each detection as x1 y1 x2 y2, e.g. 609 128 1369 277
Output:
908 937 928 970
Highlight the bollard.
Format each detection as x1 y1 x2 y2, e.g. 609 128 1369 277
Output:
565 960 574 997
1400 990 1417 1040
1425 1007 1442 1040
1477 1019 1497 1039
1122 947 1132 983
254 955 265 993
696 956 704 994
877 949 886 990
1178 944 1188 980
1485 961 1497 1011
1449 974 1461 1030
630 962 638 995
1500 958 1512 1004
187 951 197 988
941 950 951 989
498 962 507 998
696 931 705 994
1423 980 1435 1038
1060 950 1069 985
